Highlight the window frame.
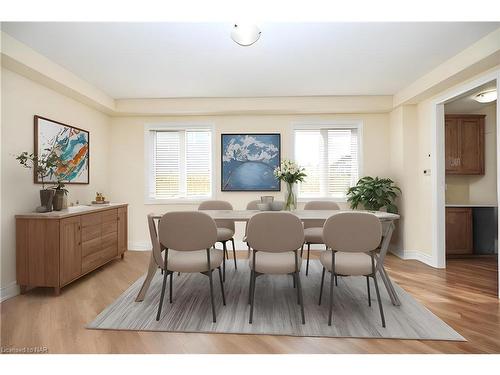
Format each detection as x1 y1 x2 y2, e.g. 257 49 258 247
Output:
291 120 364 202
144 122 216 204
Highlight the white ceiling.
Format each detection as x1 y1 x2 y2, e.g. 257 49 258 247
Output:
2 22 499 99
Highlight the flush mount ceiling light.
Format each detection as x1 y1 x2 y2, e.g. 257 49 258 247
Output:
231 24 261 46
474 89 497 103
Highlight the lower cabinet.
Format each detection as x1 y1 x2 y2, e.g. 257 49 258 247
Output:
445 207 473 255
16 205 128 295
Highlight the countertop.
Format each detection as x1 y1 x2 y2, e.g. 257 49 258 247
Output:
15 203 128 219
446 204 497 208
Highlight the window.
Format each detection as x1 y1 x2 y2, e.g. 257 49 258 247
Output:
145 125 213 202
294 123 361 200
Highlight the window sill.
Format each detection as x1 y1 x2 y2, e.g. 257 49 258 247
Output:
297 197 348 203
144 198 212 205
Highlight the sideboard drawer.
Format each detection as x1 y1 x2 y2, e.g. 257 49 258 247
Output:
82 245 117 273
81 212 102 227
82 237 102 257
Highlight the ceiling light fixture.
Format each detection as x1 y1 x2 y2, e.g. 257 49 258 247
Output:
474 89 497 103
231 24 261 46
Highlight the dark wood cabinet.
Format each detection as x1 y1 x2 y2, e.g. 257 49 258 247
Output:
446 207 473 255
16 204 128 295
445 114 485 175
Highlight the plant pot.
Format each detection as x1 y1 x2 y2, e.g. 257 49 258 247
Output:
52 191 66 211
40 189 55 212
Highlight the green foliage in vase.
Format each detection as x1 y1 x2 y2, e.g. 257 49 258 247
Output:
51 180 69 195
346 176 401 213
14 149 59 189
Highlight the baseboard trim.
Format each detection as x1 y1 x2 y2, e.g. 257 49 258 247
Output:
0 281 20 303
390 248 436 267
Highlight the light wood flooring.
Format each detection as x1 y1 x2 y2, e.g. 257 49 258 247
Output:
1 251 499 353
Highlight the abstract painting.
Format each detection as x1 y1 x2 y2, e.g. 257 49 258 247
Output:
34 115 90 184
221 133 280 191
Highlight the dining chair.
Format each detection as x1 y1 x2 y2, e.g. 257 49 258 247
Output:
150 212 225 323
243 200 260 258
246 212 305 324
318 212 385 327
302 201 340 276
199 200 236 281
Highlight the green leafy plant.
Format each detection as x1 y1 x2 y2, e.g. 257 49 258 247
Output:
14 150 59 189
51 180 69 195
347 176 401 213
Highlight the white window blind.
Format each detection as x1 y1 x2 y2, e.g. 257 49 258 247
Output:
150 129 212 200
294 126 360 199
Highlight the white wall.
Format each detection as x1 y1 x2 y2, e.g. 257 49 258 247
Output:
0 68 111 298
109 113 391 249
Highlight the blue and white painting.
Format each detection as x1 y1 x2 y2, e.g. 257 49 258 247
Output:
221 134 280 191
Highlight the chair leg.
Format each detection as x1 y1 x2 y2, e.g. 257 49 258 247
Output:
372 275 386 328
222 249 226 283
156 268 169 321
208 269 216 323
306 243 311 276
231 238 237 270
296 271 305 324
294 273 299 303
300 243 304 257
247 245 251 258
292 273 296 288
318 267 326 305
218 267 226 306
249 270 257 324
328 271 334 326
223 241 229 259
366 276 371 307
335 275 338 286
169 272 173 303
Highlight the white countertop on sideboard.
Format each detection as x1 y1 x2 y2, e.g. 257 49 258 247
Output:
446 204 498 208
15 203 128 219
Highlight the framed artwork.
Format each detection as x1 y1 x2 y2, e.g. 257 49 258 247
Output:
34 115 90 184
221 133 281 191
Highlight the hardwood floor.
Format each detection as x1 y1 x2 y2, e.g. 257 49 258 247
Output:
1 251 499 353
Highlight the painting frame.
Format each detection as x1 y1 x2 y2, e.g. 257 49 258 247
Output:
221 133 281 192
34 115 90 185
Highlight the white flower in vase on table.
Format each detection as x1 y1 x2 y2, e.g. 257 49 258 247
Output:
273 159 307 211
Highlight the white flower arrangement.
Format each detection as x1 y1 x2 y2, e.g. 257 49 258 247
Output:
273 159 307 184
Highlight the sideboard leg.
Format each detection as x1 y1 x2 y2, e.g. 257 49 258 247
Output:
121 253 125 259
54 287 61 296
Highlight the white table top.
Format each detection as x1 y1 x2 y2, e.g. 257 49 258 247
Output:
152 209 400 222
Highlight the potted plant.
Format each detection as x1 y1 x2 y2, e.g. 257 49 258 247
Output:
274 159 307 211
15 150 59 212
347 176 401 213
51 180 69 211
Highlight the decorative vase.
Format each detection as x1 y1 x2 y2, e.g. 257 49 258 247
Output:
40 189 55 212
52 191 66 211
285 182 297 211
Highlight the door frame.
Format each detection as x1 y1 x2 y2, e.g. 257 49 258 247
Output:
430 68 500 297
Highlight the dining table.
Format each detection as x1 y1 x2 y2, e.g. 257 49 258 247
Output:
135 209 402 306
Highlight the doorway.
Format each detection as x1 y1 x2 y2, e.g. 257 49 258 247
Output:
432 73 500 298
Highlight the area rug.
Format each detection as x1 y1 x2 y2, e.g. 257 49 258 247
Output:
88 260 465 341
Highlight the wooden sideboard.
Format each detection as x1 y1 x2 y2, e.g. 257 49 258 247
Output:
16 203 128 295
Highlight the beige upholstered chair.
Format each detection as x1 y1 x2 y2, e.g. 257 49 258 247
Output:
246 212 305 324
150 212 225 323
199 200 236 281
302 201 340 276
318 212 385 327
243 200 260 257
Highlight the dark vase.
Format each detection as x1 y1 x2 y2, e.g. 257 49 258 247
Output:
52 191 65 211
40 189 55 212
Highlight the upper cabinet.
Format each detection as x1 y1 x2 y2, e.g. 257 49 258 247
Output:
445 114 485 175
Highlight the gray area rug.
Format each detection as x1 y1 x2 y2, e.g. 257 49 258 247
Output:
88 260 465 341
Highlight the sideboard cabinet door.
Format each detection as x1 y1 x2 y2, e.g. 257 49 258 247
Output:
60 216 82 285
117 207 128 255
